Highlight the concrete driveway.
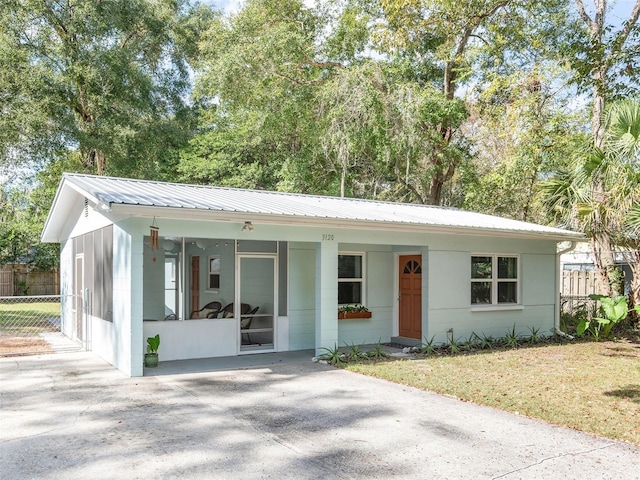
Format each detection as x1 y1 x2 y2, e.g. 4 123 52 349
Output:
1 351 639 480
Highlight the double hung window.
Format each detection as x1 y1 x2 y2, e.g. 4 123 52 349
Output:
338 253 365 305
471 255 518 305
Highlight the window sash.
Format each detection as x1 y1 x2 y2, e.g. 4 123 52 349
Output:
208 255 220 291
338 253 365 305
471 255 518 305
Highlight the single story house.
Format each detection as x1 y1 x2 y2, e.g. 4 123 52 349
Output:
561 242 634 296
42 173 583 377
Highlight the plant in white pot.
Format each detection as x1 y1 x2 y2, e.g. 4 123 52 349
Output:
144 334 160 368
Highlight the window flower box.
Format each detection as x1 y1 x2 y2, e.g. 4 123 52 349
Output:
338 305 371 319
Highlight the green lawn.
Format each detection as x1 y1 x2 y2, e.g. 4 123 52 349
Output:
0 301 61 334
347 340 640 446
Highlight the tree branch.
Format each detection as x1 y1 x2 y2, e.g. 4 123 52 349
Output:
607 0 640 64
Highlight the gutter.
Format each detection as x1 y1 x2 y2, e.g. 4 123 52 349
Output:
555 241 577 338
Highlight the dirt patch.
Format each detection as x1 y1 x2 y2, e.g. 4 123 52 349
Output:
0 337 54 357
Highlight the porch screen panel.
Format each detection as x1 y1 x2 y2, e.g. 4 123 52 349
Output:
102 226 113 322
240 256 275 350
278 242 287 316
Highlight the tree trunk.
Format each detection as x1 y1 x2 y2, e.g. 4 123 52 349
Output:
591 234 623 297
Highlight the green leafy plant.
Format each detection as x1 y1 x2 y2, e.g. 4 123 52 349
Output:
419 335 438 355
345 342 366 362
527 326 542 344
146 334 160 354
503 325 521 348
577 295 631 340
366 341 389 359
478 333 495 350
318 344 346 366
338 304 370 313
462 333 478 352
447 336 461 354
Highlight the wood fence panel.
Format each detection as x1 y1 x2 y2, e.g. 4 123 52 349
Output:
0 265 59 296
561 270 605 296
0 269 13 296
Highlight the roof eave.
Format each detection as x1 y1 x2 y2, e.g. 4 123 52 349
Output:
107 204 584 242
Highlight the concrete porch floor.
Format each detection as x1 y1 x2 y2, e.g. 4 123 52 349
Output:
145 349 317 375
144 344 410 376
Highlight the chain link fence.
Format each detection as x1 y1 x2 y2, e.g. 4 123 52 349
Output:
0 295 63 356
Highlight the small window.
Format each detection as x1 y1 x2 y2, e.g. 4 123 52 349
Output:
208 256 220 290
471 255 518 305
338 253 365 305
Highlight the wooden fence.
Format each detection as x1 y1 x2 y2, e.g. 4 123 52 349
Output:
0 265 59 296
561 270 605 297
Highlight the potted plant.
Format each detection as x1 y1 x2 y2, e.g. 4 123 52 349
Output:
338 304 372 319
144 334 160 368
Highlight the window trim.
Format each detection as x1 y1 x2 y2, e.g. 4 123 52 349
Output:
338 251 366 306
207 255 221 292
470 254 520 308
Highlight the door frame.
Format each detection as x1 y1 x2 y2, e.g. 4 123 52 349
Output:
73 253 84 345
235 253 278 355
394 252 424 339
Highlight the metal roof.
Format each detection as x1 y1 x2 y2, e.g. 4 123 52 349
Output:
42 173 584 241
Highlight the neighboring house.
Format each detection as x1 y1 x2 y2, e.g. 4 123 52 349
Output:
41 174 583 377
561 242 634 296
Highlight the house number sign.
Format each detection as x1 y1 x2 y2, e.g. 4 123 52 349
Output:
322 234 335 241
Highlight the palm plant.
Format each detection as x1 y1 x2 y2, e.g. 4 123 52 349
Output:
540 99 640 306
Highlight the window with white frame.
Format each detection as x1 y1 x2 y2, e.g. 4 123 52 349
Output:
338 253 365 305
208 255 220 290
471 255 518 305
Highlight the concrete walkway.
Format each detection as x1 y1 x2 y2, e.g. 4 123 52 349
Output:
1 351 639 479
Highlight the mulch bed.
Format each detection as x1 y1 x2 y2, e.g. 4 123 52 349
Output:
0 337 54 357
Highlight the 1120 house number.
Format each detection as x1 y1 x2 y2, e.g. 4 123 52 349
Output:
322 234 334 241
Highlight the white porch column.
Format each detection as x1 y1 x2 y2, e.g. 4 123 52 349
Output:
315 241 338 355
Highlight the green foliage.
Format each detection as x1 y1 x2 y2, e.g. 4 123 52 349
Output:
338 304 369 313
503 325 521 349
446 336 461 354
0 0 209 177
462 333 478 352
318 344 346 366
577 295 631 340
419 335 438 355
366 341 390 359
344 342 367 362
146 334 160 354
527 326 543 344
478 333 496 350
0 162 66 269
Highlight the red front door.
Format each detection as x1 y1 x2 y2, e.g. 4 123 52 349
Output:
399 255 422 339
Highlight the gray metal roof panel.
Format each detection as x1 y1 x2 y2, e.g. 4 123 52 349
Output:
61 173 582 238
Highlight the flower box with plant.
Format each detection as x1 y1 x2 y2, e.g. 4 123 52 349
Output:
144 334 160 368
338 304 372 319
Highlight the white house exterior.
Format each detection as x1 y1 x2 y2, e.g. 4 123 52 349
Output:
42 174 583 377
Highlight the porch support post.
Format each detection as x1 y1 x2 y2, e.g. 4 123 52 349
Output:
315 241 338 355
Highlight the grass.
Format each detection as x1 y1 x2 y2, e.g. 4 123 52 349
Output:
0 301 60 333
347 339 640 446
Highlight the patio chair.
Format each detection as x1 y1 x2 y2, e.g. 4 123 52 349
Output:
190 301 222 319
220 302 252 318
241 306 260 344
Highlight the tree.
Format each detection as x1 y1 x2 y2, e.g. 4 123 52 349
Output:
184 0 332 192
0 0 210 178
541 99 640 303
368 0 539 204
557 1 640 295
462 69 586 223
